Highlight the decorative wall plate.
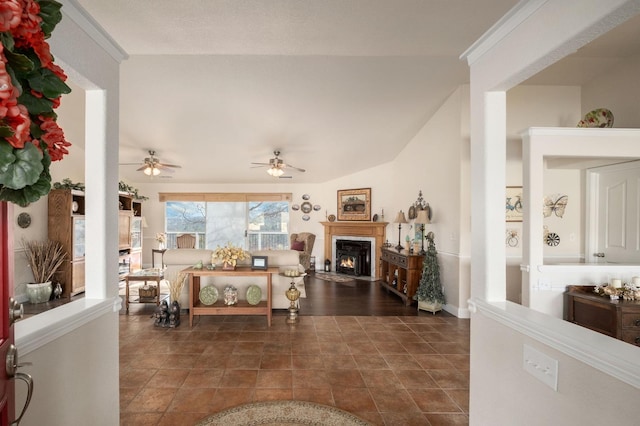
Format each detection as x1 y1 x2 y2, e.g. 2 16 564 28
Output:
246 285 262 305
408 205 416 220
291 204 300 211
71 201 79 213
302 214 310 221
17 212 31 228
302 194 310 200
300 202 312 213
199 286 218 305
328 214 336 222
313 204 321 211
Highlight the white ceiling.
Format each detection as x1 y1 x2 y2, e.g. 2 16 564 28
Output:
72 0 640 184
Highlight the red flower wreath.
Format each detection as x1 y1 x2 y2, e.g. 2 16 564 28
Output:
0 0 71 206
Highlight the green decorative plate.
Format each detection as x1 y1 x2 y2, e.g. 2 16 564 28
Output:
199 285 218 305
246 285 262 305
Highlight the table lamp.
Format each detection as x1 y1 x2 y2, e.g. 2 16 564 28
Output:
394 210 408 251
414 208 431 255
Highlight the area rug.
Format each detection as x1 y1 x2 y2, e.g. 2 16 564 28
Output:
195 400 370 425
313 272 355 283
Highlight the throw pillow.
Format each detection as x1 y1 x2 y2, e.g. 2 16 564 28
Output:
291 240 305 251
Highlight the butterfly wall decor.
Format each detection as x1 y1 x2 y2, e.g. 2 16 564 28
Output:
543 194 568 218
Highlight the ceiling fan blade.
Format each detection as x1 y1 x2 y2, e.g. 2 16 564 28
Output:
286 164 306 173
135 165 147 171
251 162 271 166
157 162 181 168
279 175 293 179
155 164 176 172
119 162 143 166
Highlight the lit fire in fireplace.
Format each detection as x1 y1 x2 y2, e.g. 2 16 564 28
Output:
340 256 355 269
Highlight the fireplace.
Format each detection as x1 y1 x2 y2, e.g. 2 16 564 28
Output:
336 239 371 276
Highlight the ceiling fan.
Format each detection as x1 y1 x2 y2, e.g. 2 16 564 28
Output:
251 150 306 178
120 150 181 176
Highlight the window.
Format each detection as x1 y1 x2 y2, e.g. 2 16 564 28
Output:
165 201 289 250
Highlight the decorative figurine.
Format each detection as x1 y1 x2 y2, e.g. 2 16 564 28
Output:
169 300 181 327
53 282 63 299
154 300 170 327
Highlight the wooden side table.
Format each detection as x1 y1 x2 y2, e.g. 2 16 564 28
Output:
152 248 166 268
125 269 164 313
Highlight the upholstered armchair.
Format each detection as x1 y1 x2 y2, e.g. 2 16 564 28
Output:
290 232 316 271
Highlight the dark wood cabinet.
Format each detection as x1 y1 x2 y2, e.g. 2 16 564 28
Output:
118 194 143 276
379 248 424 305
564 285 640 347
48 189 85 297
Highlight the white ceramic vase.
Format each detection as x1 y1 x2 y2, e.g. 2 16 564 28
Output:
26 281 52 304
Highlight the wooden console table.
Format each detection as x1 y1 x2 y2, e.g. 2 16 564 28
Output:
379 248 424 305
564 285 640 347
184 266 278 327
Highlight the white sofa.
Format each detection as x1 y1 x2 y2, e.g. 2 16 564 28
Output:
161 248 306 309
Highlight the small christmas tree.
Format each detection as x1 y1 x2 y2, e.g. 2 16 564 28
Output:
414 232 445 314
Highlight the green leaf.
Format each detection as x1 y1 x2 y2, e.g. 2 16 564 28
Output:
0 32 15 52
0 143 51 206
18 91 53 115
0 126 15 138
0 142 44 189
4 50 35 76
38 0 63 37
27 67 71 99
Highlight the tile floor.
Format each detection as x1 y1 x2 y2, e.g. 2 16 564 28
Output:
119 313 470 425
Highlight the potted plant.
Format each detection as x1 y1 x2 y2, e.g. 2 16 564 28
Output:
23 239 67 303
413 232 445 314
212 243 249 270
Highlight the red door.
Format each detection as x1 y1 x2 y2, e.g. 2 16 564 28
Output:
0 201 16 424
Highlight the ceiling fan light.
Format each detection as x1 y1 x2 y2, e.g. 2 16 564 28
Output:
144 166 161 176
267 167 283 177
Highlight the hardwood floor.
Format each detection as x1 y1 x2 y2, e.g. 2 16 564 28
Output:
120 273 470 425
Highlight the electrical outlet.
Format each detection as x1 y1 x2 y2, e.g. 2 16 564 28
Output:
523 344 558 391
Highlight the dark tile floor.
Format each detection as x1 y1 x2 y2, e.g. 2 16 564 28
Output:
119 276 470 426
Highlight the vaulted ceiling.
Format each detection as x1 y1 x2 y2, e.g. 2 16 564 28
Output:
73 1 640 184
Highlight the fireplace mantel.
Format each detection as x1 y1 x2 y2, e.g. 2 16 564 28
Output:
321 222 387 279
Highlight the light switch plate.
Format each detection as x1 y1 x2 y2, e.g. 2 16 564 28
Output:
523 344 558 391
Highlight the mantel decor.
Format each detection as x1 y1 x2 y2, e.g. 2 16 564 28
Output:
0 0 72 207
337 187 371 221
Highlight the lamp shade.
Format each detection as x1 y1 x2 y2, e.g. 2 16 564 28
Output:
415 209 430 225
144 166 160 176
394 211 407 224
267 167 284 177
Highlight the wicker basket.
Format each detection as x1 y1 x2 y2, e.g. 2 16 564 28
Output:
139 285 158 299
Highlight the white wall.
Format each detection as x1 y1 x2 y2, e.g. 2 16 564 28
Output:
465 0 640 424
581 53 640 128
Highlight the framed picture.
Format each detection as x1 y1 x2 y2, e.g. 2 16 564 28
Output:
251 256 268 270
337 188 371 221
506 186 523 222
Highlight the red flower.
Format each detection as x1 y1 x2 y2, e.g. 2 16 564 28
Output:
5 103 32 148
0 0 22 33
39 116 70 161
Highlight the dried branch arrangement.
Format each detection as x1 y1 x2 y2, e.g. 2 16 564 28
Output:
167 271 188 303
23 239 67 283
